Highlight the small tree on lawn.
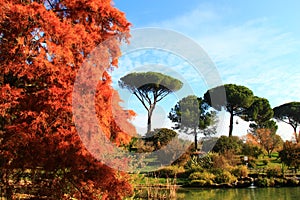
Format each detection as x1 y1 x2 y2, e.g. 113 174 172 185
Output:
169 95 217 150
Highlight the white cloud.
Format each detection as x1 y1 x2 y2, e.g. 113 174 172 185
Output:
155 7 220 31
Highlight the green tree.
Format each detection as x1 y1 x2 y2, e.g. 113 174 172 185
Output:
204 84 254 137
168 95 216 150
241 143 264 159
273 102 300 143
145 128 178 150
119 72 183 133
212 136 244 154
245 97 274 131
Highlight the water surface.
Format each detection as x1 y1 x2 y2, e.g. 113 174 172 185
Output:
175 187 300 200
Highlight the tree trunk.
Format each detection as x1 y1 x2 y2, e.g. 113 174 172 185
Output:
194 127 198 151
293 126 298 143
147 104 155 134
4 186 13 200
229 111 234 137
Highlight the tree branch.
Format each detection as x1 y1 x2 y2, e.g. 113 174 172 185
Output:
133 91 149 111
47 0 54 9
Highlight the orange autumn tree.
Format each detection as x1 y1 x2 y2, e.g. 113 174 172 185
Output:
246 128 283 157
0 0 135 199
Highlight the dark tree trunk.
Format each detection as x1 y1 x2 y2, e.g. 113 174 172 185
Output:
194 127 198 151
293 126 298 143
229 110 234 137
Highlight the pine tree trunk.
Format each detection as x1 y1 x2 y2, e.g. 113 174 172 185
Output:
194 127 198 151
293 126 299 143
229 111 234 137
147 104 155 134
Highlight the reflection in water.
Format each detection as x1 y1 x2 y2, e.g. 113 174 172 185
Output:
175 187 300 200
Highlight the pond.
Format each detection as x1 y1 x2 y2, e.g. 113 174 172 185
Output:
175 187 300 200
132 186 300 199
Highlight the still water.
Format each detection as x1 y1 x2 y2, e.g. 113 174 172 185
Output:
175 187 300 200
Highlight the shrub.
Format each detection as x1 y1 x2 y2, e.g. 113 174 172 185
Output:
286 178 299 186
156 165 185 178
145 128 178 150
266 166 282 178
262 159 269 165
223 150 240 166
279 141 300 170
211 153 230 169
247 156 256 168
212 170 237 184
231 165 249 178
212 136 243 154
274 178 285 187
242 143 263 159
184 153 213 171
255 177 269 187
188 171 215 181
266 178 276 187
185 165 204 174
188 172 215 187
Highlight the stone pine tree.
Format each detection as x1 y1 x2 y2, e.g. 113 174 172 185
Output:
204 84 254 137
245 96 276 133
273 102 300 143
119 72 183 133
168 95 217 150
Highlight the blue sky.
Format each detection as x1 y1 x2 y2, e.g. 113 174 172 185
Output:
111 0 300 140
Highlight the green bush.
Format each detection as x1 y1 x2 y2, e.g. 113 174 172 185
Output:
242 143 263 158
145 128 177 150
212 170 237 184
212 136 243 154
156 165 185 178
185 166 204 175
184 153 212 171
266 166 282 178
255 177 269 187
188 171 215 181
263 159 269 165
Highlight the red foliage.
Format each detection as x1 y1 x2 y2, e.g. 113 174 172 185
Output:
0 0 135 199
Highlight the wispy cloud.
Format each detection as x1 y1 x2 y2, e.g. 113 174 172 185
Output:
112 2 300 139
146 3 300 108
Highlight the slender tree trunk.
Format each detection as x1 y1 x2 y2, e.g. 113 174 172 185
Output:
5 188 13 200
293 126 299 143
229 111 234 137
194 127 198 151
147 104 155 134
